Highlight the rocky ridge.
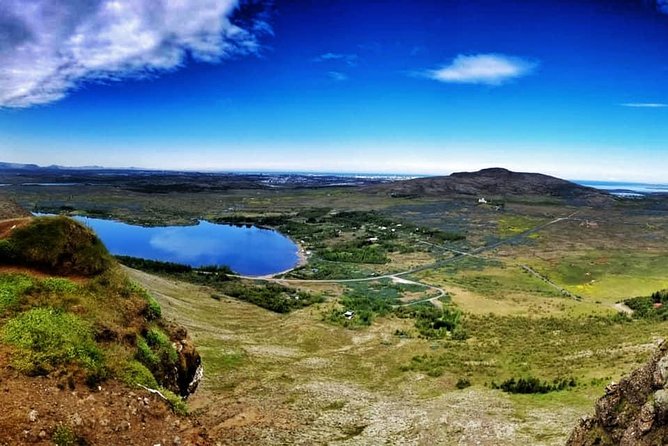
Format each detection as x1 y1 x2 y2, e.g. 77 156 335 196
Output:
568 339 668 445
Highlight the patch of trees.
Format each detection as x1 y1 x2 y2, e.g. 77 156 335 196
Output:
217 281 323 313
624 289 668 320
116 256 233 276
396 304 466 339
491 376 577 394
320 244 389 264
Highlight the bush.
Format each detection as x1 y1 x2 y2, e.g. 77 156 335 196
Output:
491 376 577 394
161 387 188 415
144 294 162 320
6 216 112 276
0 274 33 313
52 425 80 446
456 378 471 389
0 239 17 261
2 308 102 374
37 277 79 294
146 327 178 364
121 360 159 388
136 337 159 368
398 305 463 339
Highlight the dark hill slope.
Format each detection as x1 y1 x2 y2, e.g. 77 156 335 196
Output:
366 168 612 204
0 194 30 219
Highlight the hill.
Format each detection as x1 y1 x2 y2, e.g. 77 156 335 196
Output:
366 167 613 204
0 216 209 444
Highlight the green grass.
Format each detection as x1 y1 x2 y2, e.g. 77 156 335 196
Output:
539 252 668 301
498 215 547 237
0 274 33 313
403 313 662 386
1 307 102 374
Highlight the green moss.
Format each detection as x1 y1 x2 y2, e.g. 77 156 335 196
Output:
121 360 159 388
1 307 102 374
146 327 178 364
136 337 159 368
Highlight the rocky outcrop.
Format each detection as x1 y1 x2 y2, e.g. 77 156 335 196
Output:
151 323 203 398
171 325 203 397
567 340 668 445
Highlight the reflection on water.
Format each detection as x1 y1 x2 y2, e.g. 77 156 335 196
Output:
72 216 300 276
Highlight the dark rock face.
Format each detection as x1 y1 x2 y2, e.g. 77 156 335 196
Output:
366 167 613 205
163 325 203 397
567 340 668 446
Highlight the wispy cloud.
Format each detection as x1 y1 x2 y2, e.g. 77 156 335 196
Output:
0 0 270 108
327 71 348 82
647 0 668 14
621 102 668 108
424 53 538 86
313 52 358 66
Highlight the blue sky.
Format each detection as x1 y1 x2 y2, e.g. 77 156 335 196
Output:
1 0 667 181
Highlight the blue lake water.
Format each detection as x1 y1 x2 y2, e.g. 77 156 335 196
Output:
70 216 300 276
576 181 668 195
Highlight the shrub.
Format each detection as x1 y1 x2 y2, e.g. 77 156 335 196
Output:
0 274 33 313
52 425 80 446
136 337 159 368
456 378 471 389
37 277 79 294
491 376 577 394
2 308 102 374
161 387 188 415
146 327 178 364
144 294 162 320
6 217 112 276
0 239 17 261
121 360 159 388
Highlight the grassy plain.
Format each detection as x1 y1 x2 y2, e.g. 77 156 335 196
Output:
6 180 668 444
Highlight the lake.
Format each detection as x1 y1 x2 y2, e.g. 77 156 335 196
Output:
577 180 668 195
70 216 301 276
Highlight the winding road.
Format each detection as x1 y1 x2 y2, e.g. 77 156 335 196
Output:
231 212 580 308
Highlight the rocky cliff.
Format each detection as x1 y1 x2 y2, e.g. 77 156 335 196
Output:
568 340 668 445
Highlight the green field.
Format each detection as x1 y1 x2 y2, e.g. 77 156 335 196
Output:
5 180 668 445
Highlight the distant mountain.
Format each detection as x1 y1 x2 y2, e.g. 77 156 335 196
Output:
366 167 613 204
0 161 106 170
0 162 40 170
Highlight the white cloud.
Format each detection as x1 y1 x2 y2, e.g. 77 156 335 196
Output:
0 0 268 108
621 102 668 108
425 53 538 86
313 52 358 66
327 71 348 82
